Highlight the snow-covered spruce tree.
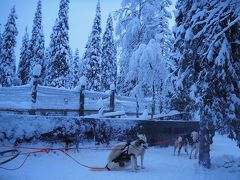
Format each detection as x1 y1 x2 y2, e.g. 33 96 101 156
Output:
17 27 30 85
194 0 240 168
101 14 117 91
82 0 102 91
115 0 172 96
44 19 58 86
46 0 70 88
28 0 45 83
68 49 80 88
174 0 240 168
0 7 18 87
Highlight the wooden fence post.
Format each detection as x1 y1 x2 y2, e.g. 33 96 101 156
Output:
135 95 139 118
31 64 42 103
151 81 156 119
109 83 115 112
79 76 87 116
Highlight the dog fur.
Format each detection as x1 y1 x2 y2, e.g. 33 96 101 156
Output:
105 134 148 171
174 131 199 159
189 131 199 159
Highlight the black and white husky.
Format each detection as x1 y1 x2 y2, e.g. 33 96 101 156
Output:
174 131 199 159
105 134 148 171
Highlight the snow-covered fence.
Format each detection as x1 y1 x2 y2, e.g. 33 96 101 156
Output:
0 85 161 117
0 86 32 110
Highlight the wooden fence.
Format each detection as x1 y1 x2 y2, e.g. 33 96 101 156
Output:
0 85 170 118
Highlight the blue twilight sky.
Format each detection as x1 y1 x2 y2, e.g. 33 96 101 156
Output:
0 0 176 62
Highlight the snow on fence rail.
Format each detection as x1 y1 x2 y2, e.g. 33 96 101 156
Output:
0 85 159 116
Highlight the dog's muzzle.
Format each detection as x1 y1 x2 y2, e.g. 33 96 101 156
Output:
143 143 148 149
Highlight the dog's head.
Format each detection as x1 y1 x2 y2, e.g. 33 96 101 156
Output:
191 131 199 142
178 136 183 142
137 134 148 149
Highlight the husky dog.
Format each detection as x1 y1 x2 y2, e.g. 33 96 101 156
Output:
189 131 199 159
174 135 188 156
105 134 148 172
174 131 199 159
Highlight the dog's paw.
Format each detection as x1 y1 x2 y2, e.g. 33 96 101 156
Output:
131 169 138 172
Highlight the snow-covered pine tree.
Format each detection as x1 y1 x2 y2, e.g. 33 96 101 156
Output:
82 0 102 91
46 0 70 88
193 0 240 168
17 27 30 85
28 0 45 83
115 0 172 96
68 49 80 88
174 0 240 168
101 14 117 91
44 19 58 86
0 6 18 87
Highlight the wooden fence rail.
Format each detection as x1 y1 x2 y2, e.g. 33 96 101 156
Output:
0 84 168 118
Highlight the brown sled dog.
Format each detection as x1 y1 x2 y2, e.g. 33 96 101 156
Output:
174 131 199 159
105 134 148 172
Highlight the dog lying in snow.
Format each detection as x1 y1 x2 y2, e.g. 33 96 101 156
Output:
105 134 148 171
174 131 199 159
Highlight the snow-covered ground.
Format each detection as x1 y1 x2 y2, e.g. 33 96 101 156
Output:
1 134 239 180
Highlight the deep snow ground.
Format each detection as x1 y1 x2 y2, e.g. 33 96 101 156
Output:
0 134 240 180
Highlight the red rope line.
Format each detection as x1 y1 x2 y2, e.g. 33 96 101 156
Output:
0 140 174 171
0 145 112 151
0 150 48 159
0 149 51 171
59 150 105 170
0 152 31 171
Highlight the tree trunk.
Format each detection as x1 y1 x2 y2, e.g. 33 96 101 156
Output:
151 81 155 119
79 85 85 116
135 95 139 118
31 75 39 103
199 112 215 169
110 89 115 112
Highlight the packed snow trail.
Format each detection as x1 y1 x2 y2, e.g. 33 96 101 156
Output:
0 134 239 180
